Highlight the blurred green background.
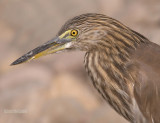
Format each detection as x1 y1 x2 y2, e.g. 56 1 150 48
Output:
0 0 160 123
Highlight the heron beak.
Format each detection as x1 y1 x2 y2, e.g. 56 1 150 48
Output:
11 37 72 65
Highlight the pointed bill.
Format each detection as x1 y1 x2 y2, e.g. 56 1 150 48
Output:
11 37 72 65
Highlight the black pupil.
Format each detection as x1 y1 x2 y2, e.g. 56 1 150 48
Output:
73 31 75 34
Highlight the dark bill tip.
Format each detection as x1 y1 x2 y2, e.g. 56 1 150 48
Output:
10 55 29 66
10 40 57 66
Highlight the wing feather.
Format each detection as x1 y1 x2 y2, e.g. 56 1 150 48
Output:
131 42 160 122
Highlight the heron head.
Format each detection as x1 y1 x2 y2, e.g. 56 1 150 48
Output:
11 13 128 65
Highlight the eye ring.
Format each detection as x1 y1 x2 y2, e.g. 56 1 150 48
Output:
71 30 78 37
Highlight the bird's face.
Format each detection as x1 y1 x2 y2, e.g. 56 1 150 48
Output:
11 28 80 65
11 13 113 65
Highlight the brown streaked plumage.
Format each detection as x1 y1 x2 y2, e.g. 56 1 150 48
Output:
11 13 160 123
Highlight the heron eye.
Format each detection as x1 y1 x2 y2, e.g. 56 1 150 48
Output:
71 30 78 37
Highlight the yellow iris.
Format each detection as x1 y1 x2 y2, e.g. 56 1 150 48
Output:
71 30 78 36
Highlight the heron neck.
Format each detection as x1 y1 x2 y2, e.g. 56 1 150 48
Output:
83 30 150 121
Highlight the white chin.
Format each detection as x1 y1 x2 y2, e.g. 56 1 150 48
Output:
64 42 73 48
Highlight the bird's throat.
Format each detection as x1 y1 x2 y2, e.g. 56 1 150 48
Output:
84 50 134 121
